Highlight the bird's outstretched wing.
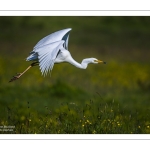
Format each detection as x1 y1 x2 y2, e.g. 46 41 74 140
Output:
36 41 64 76
34 28 71 50
26 28 72 76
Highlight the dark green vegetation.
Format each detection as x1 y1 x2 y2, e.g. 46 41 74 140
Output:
0 16 150 133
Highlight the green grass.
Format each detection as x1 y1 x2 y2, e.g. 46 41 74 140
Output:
1 95 150 134
0 16 150 134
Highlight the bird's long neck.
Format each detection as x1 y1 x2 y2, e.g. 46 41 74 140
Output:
67 57 90 69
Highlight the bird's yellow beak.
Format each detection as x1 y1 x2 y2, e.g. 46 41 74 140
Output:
95 60 107 64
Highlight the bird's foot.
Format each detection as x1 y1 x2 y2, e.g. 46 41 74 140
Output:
9 73 22 82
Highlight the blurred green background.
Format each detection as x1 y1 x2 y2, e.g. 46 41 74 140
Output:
0 16 150 133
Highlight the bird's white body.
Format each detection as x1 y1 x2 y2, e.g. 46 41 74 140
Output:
26 28 106 76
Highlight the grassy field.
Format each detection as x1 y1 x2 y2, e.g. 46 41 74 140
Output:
0 16 150 134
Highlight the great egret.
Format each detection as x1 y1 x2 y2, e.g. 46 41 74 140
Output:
9 28 106 82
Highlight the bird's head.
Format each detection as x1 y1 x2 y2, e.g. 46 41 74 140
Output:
91 58 106 64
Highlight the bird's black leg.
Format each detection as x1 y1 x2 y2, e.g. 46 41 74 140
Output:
31 62 39 66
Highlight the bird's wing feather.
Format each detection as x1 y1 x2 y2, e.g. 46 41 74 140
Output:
34 28 71 50
26 28 72 75
35 41 65 76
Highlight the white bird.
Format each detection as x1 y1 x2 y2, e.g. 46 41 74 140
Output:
9 28 106 82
